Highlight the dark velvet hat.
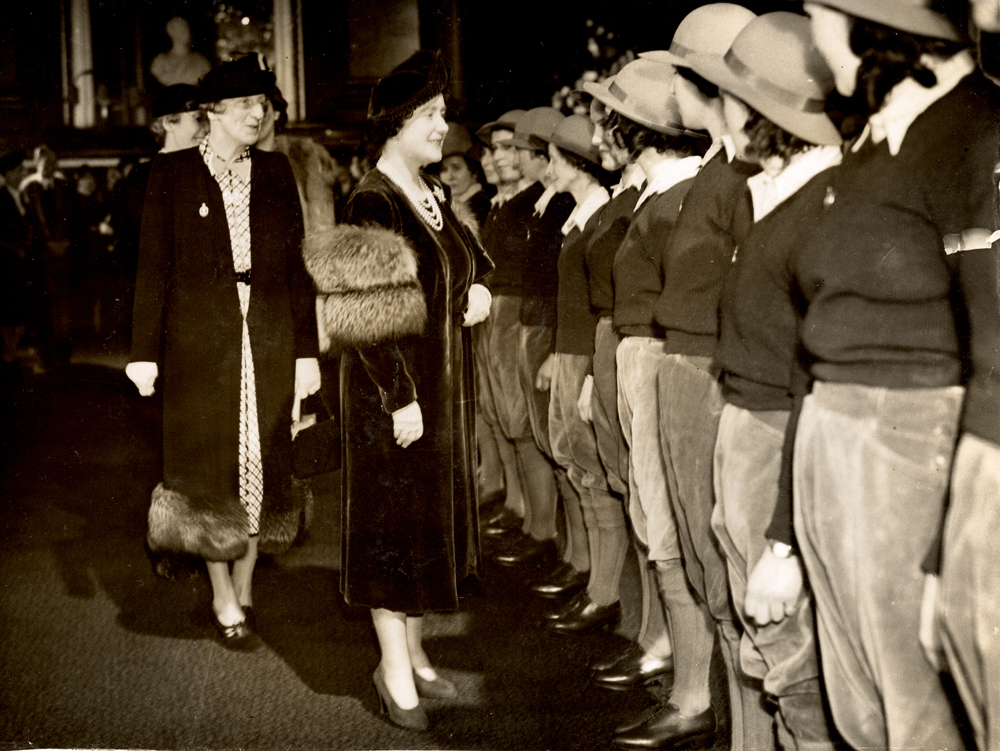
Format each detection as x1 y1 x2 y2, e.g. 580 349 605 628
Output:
367 50 450 123
0 150 26 176
152 84 201 119
198 54 276 104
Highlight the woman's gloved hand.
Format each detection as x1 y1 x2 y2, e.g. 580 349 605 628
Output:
295 357 321 401
392 401 424 448
463 283 492 326
126 361 158 396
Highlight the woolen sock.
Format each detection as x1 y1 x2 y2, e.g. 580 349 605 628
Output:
493 428 525 518
515 437 558 540
655 560 714 714
588 519 629 607
477 414 505 501
719 618 773 751
638 549 672 658
560 477 589 571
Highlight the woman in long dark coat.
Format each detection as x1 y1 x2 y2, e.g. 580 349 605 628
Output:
128 57 320 650
304 51 492 731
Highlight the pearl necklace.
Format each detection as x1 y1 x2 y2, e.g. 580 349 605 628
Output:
376 158 444 231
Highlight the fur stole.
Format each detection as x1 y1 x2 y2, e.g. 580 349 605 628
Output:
303 223 427 351
147 481 306 561
451 199 481 245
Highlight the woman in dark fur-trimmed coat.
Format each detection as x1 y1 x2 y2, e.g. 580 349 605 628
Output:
304 50 492 727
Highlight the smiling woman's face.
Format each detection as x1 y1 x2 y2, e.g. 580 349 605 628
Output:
392 94 449 168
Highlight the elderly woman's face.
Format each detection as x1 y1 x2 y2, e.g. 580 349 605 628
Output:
393 94 449 168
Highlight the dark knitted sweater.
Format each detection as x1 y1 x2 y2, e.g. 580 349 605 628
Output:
716 169 836 412
655 151 757 358
555 207 604 357
796 73 999 392
586 186 641 317
613 180 693 337
482 183 545 296
520 189 575 328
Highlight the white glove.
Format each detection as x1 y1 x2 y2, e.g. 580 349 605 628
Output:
463 283 492 326
295 357 321 401
577 374 594 423
126 361 158 397
392 401 424 448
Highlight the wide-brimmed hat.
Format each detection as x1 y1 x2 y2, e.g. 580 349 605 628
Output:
367 50 449 123
476 109 525 141
442 122 475 159
152 84 201 119
641 4 756 69
581 59 703 137
508 107 565 151
540 114 601 165
199 54 276 104
690 12 841 146
809 0 960 41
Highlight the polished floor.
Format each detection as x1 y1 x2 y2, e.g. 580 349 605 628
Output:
0 349 730 751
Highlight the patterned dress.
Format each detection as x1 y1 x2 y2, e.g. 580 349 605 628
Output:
199 139 263 533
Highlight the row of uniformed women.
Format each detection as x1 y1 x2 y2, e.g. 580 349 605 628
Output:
475 2 1000 750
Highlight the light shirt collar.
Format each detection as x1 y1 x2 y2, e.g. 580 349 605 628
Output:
534 183 558 217
561 186 610 236
635 155 701 211
747 145 843 222
700 134 736 167
853 50 975 157
611 163 646 199
201 136 252 183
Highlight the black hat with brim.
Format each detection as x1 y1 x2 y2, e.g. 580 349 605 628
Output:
152 84 201 119
199 54 276 104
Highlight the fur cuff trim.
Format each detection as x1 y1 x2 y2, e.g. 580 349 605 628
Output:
147 483 249 561
303 224 427 347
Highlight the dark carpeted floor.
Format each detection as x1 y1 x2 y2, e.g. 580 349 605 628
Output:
0 356 730 751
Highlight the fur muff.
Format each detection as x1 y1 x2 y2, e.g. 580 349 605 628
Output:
303 224 427 349
147 483 249 562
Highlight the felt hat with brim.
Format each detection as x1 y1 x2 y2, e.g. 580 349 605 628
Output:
641 3 757 68
152 84 201 119
810 0 960 41
199 54 276 104
581 59 703 138
0 150 26 176
690 12 842 146
540 114 601 164
476 109 525 141
442 122 475 159
367 49 450 123
509 107 565 151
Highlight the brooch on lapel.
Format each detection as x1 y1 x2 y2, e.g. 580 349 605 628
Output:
199 202 209 217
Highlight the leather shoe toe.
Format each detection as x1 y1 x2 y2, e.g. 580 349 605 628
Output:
611 704 716 750
529 561 589 599
547 596 620 635
592 650 673 691
588 641 644 676
494 535 557 566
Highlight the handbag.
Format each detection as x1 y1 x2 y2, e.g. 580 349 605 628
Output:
292 390 341 478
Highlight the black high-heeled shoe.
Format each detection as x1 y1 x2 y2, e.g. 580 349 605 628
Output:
413 670 458 699
373 668 429 731
210 611 262 652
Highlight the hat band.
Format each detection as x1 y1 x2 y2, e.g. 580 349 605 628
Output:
608 79 675 129
723 50 827 114
668 41 695 60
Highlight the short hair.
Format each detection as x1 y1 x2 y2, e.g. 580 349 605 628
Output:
553 144 608 184
850 16 968 114
269 87 289 131
606 110 705 160
149 112 184 147
675 65 720 100
200 101 227 116
365 110 410 160
741 106 811 166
